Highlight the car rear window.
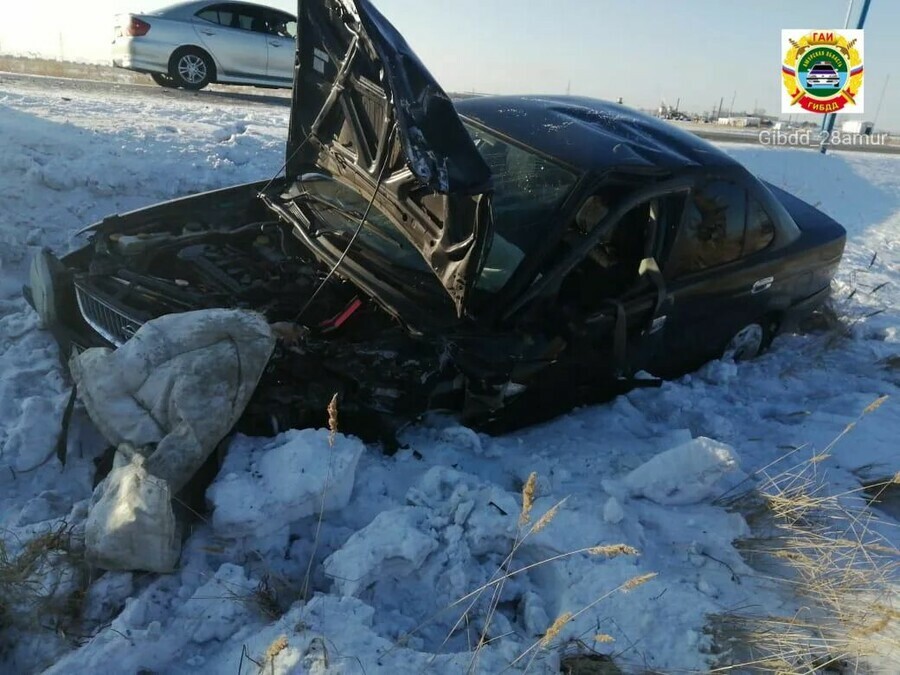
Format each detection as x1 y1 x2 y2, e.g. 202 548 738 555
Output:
665 180 746 277
744 196 776 255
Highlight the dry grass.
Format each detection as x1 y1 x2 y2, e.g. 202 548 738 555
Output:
799 255 892 350
710 399 899 673
0 521 86 643
0 55 149 84
301 393 341 602
258 634 289 673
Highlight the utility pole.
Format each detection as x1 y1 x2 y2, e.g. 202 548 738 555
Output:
728 90 737 117
821 0 872 153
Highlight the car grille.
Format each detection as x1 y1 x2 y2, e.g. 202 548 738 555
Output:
74 283 144 347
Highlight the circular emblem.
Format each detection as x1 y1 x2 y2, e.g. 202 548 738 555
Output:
782 31 863 113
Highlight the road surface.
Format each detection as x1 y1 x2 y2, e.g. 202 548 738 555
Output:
2 70 898 154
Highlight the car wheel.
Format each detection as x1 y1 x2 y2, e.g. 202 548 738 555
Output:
151 72 179 88
723 323 767 362
170 49 213 90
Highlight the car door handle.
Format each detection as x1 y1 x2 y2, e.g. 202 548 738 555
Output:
752 277 774 294
269 41 281 47
200 30 216 36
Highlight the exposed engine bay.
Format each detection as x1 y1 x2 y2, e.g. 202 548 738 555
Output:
80 218 351 326
69 200 457 443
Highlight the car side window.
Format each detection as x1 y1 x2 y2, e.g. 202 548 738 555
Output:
197 4 267 33
236 5 268 33
267 11 297 38
666 180 746 277
196 8 221 24
196 5 237 27
558 195 681 312
744 196 776 255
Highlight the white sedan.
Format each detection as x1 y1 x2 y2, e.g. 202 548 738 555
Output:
112 1 296 90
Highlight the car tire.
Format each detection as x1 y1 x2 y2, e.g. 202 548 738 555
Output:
151 72 179 88
169 48 214 90
723 322 769 362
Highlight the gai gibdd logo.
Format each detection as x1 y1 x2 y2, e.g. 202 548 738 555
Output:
781 29 864 114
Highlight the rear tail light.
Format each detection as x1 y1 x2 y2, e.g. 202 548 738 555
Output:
125 17 151 37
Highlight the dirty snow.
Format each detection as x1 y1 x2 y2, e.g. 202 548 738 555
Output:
1 75 898 673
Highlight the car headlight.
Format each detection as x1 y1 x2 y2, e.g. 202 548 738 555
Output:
29 249 65 328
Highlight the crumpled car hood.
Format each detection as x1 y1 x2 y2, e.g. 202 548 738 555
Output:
283 0 495 316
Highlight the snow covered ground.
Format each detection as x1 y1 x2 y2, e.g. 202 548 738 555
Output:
1 77 898 673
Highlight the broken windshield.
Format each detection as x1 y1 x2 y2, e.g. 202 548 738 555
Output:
464 123 579 292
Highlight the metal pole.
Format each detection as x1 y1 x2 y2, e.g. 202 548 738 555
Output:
843 0 856 30
872 74 890 129
821 0 872 153
823 0 854 135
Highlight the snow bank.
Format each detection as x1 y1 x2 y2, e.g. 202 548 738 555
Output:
324 506 440 596
2 78 898 673
208 429 365 538
623 437 739 505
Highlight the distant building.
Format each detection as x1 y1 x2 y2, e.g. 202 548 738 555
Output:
717 116 761 128
841 120 875 136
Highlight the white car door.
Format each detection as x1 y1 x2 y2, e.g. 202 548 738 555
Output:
192 3 269 80
264 12 296 83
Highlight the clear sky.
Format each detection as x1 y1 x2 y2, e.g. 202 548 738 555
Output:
2 0 898 130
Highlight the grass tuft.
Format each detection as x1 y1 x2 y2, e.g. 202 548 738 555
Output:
587 544 639 558
519 472 537 527
0 521 86 647
710 419 899 672
540 612 573 647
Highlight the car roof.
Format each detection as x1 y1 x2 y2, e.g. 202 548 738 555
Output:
154 1 293 17
454 95 741 174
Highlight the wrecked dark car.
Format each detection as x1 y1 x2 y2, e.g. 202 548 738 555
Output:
26 0 846 443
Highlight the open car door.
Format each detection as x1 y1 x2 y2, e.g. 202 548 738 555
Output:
286 0 493 316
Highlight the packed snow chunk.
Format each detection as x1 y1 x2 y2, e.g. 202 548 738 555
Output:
81 572 134 625
70 309 275 492
603 495 625 524
323 506 440 597
407 465 519 555
208 429 364 538
623 437 739 505
176 563 259 644
85 447 179 573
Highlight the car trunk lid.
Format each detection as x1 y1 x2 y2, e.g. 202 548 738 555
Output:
286 0 493 316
